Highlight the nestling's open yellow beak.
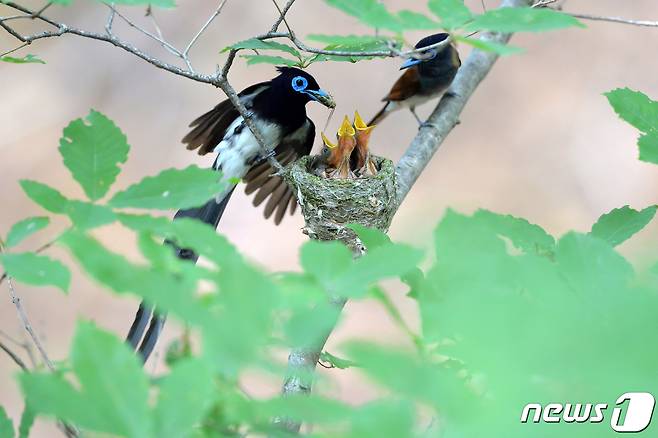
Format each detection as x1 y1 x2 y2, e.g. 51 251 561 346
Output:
354 110 375 133
338 115 356 138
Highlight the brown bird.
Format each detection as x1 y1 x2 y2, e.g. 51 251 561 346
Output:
321 115 357 179
351 110 377 176
369 33 461 126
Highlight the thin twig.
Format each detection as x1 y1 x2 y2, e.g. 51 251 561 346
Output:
105 2 116 35
104 3 183 57
183 0 228 58
5 276 55 371
145 5 165 41
270 0 295 36
565 12 658 28
0 340 28 370
0 41 29 57
0 20 27 42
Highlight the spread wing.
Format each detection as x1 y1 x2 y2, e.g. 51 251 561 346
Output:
243 118 315 225
182 82 269 155
383 67 421 102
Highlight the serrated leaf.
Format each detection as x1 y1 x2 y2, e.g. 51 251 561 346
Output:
0 54 45 64
397 10 441 30
19 322 152 437
59 110 130 201
109 166 227 210
638 131 658 164
241 55 300 67
224 38 300 58
5 217 49 248
466 7 584 33
19 180 68 213
324 0 402 32
153 359 215 437
605 88 658 134
590 205 657 247
71 322 151 437
0 406 13 438
428 0 472 29
455 35 523 55
335 243 424 297
0 252 70 292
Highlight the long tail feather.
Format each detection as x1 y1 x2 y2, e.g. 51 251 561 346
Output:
126 187 236 362
368 102 392 126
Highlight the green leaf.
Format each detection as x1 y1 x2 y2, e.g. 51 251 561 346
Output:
59 110 130 201
300 240 353 289
324 0 402 32
65 201 116 230
472 209 555 253
0 252 70 292
590 205 657 247
428 0 473 29
153 359 215 437
20 180 68 213
0 406 13 438
17 402 34 438
241 55 300 67
18 374 84 426
109 165 227 210
347 224 391 249
320 351 356 369
455 35 523 55
0 54 45 64
19 180 115 229
223 38 300 58
556 232 633 296
638 131 658 164
60 230 212 326
466 7 585 33
605 88 658 134
20 322 152 437
396 10 441 30
5 217 49 248
71 322 151 437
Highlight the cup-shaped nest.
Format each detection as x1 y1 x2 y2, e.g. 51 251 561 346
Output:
284 155 397 245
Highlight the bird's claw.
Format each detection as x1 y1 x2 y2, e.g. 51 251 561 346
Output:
419 122 439 130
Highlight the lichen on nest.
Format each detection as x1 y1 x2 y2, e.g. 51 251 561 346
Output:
284 155 397 247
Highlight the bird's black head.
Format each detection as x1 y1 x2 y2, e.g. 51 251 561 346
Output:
270 67 336 109
400 33 453 70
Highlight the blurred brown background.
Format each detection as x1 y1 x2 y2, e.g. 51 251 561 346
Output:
1 0 657 435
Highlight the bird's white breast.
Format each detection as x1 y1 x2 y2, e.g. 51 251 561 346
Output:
213 116 282 180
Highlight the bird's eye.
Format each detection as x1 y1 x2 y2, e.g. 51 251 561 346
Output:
291 76 308 92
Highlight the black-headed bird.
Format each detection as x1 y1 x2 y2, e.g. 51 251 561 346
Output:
369 33 461 126
126 66 335 362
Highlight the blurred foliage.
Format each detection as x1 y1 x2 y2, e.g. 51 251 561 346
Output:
1 2 657 438
0 55 44 64
0 100 656 437
606 88 658 165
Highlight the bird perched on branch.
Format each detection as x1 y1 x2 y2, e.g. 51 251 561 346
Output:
369 33 461 126
126 66 335 362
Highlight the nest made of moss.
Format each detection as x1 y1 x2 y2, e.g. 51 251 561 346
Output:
284 155 397 243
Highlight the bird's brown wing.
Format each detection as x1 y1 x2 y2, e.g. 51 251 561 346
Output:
383 67 421 102
182 82 269 155
243 118 315 225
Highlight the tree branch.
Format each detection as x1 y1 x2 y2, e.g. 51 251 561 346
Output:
0 339 28 371
564 12 658 28
279 3 533 433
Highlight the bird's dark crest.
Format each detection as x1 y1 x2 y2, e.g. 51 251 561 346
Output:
415 33 450 49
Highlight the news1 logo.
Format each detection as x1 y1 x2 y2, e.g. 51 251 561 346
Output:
520 392 656 433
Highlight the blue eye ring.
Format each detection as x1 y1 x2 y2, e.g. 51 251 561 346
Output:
291 76 308 92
